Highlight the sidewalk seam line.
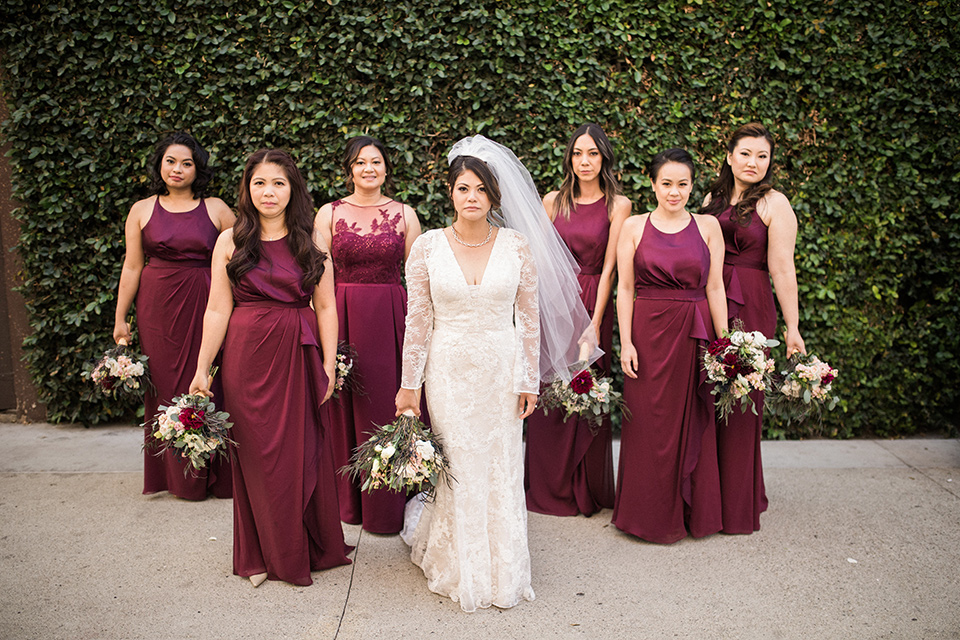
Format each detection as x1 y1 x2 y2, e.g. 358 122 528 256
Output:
875 441 960 500
334 528 361 639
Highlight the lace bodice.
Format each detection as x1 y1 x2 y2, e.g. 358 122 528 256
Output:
400 228 540 394
330 199 406 284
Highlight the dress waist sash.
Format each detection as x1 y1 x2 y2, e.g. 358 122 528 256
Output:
146 257 211 269
724 257 767 271
234 300 310 309
634 287 706 301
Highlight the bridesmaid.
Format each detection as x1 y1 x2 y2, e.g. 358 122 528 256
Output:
190 149 352 587
700 123 806 534
613 148 726 543
113 131 234 500
524 123 630 516
315 135 422 534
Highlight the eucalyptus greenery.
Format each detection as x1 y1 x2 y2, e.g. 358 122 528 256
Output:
1 0 957 435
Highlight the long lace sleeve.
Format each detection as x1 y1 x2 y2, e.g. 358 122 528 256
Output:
401 233 434 390
513 233 540 394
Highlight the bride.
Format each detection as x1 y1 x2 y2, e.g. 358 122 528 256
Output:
395 136 600 612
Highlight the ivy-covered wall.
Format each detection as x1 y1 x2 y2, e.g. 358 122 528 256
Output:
1 0 957 435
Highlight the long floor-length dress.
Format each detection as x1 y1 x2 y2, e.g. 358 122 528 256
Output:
399 228 539 612
325 199 410 533
524 198 615 516
715 206 776 533
612 216 722 543
222 238 352 585
138 197 231 500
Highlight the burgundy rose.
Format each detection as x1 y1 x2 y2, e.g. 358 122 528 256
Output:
570 370 594 395
179 407 206 431
708 337 732 356
821 372 835 385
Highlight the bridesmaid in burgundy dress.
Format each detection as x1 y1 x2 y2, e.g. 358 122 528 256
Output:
700 123 806 534
114 132 234 500
524 123 631 516
315 136 422 534
190 149 352 587
613 148 726 543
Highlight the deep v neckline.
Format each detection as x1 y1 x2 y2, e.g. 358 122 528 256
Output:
442 228 501 288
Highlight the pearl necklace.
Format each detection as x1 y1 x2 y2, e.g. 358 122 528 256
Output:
452 223 493 248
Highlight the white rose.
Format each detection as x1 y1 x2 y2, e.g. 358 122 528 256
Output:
415 440 435 461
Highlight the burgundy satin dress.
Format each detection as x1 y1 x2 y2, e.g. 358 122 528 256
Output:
612 216 722 543
222 238 352 585
524 197 615 516
138 197 231 500
715 206 777 533
324 200 410 533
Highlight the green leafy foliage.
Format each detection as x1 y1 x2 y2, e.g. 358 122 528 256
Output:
1 0 957 434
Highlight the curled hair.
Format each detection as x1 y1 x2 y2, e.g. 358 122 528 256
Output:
447 155 502 219
699 122 776 224
648 148 696 183
342 135 395 196
148 131 213 198
227 149 326 290
555 123 623 219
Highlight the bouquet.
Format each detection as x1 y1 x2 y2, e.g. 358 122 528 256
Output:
703 321 779 422
767 352 839 425
83 340 152 400
538 367 626 431
333 341 361 398
147 373 234 475
341 413 452 500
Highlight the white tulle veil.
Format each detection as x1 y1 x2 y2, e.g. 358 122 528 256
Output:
447 135 602 383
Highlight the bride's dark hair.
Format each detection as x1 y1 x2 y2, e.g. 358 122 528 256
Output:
447 155 502 219
228 149 326 289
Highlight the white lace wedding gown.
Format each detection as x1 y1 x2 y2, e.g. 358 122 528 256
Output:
399 227 539 612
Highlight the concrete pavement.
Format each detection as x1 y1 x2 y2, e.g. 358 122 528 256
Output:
0 422 958 639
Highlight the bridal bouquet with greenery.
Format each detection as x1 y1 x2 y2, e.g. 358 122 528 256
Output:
703 321 779 422
147 369 234 475
83 340 152 400
341 413 452 500
538 367 625 431
767 352 839 425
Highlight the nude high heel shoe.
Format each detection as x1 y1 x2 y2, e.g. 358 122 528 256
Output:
250 572 268 588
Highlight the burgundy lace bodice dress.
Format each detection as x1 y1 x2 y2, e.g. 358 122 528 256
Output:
524 197 615 516
324 199 411 534
611 216 722 543
222 237 352 586
138 197 231 500
715 206 777 533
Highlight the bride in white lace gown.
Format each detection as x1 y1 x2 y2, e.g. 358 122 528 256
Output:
396 153 540 612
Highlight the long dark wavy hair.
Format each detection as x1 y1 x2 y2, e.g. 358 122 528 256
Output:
447 155 502 221
555 122 623 219
227 149 325 289
148 131 213 198
699 122 776 224
342 135 395 196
